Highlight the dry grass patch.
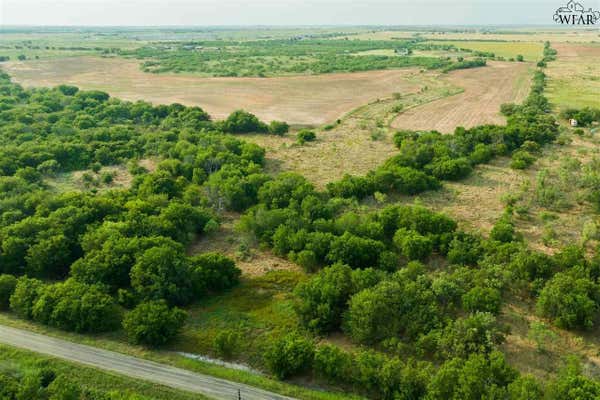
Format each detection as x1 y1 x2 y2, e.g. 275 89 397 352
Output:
138 157 159 173
357 130 600 256
3 56 420 125
509 134 600 254
188 212 300 277
45 165 133 192
369 156 526 236
242 71 461 188
499 299 600 380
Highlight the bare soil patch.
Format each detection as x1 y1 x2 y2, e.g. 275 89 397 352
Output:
391 62 532 133
3 56 420 125
188 212 300 277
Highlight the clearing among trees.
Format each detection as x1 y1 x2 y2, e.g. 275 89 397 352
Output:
3 56 421 125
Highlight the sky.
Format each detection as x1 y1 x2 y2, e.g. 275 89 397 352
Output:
0 0 593 26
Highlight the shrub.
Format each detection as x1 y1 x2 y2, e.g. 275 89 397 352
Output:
372 166 439 195
296 129 316 144
326 174 373 199
344 280 404 344
508 375 544 400
0 274 17 310
427 352 517 399
213 329 241 359
470 144 494 164
462 286 502 314
264 333 315 379
438 312 506 359
123 300 187 346
47 375 81 399
313 344 351 383
326 232 385 268
294 263 354 333
490 217 518 243
500 103 519 116
511 150 536 169
31 279 120 333
548 359 600 399
268 120 289 135
536 268 599 330
100 171 114 184
9 277 43 319
560 107 600 127
427 157 473 180
221 109 268 133
509 250 556 283
344 276 440 344
393 228 433 260
91 162 102 173
447 234 483 265
189 252 241 294
130 244 194 306
57 84 79 96
258 172 314 209
290 249 319 272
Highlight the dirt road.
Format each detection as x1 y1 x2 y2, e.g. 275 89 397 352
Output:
0 325 294 400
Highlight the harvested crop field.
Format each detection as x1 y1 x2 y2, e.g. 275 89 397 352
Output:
391 61 532 133
2 56 421 125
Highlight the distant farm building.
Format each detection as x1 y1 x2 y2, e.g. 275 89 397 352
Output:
395 48 411 56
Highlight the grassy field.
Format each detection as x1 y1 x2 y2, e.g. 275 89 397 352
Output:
391 61 532 133
0 344 209 400
425 40 544 61
546 42 600 110
177 271 305 366
352 29 600 43
2 56 421 125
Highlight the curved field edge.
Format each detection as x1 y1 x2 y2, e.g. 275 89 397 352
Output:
391 61 533 133
1 56 421 125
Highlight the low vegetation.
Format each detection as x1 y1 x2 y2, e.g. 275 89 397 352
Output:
118 38 490 77
1 29 600 400
0 344 207 400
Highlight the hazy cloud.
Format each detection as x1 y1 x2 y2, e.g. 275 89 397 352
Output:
0 0 575 26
